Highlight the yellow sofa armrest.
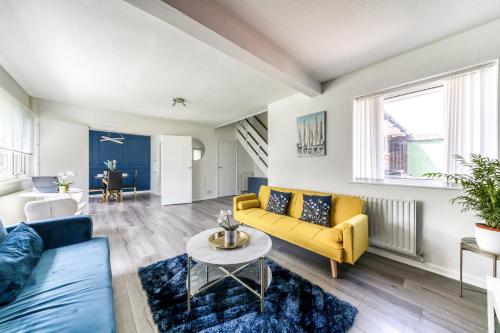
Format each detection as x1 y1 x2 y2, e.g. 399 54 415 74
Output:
331 224 344 242
338 214 368 264
237 199 260 210
233 193 258 212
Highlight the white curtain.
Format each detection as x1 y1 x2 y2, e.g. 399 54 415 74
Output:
444 66 498 174
353 95 385 179
0 87 34 154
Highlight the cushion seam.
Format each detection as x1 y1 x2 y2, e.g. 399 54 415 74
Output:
271 216 287 224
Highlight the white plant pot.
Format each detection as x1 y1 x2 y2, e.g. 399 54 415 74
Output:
474 223 500 254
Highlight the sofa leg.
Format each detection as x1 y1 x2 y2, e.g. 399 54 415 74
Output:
330 259 339 278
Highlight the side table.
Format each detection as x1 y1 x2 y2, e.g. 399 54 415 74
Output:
460 237 498 297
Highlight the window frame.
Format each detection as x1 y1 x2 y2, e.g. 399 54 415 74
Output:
352 60 499 188
0 148 33 181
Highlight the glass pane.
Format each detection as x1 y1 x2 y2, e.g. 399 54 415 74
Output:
383 87 444 178
193 148 202 161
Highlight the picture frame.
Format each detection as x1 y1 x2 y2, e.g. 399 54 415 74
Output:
296 111 326 157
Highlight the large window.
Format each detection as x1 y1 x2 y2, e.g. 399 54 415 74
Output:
383 85 445 178
353 62 498 184
0 87 34 181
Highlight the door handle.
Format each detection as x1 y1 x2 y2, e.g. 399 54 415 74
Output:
218 166 223 169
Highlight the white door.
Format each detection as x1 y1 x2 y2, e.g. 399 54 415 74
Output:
218 141 237 197
161 135 192 205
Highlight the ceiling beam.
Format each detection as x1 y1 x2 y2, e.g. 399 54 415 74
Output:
123 0 321 97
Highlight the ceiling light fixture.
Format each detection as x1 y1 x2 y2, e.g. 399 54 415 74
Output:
172 97 187 107
100 132 125 144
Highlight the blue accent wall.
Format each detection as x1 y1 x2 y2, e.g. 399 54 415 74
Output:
89 130 151 191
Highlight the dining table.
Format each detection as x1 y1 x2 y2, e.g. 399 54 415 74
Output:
94 173 128 180
19 187 85 200
94 172 129 202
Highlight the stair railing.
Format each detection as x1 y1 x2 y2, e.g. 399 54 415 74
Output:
236 117 268 176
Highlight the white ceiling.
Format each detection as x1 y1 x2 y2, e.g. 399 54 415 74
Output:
0 0 295 126
214 0 500 82
1 1 500 126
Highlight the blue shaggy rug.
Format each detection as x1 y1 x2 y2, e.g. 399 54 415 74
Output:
138 254 357 333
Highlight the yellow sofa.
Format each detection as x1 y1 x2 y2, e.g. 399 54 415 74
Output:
233 185 368 278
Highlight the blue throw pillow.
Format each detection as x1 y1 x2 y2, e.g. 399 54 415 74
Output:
0 218 6 242
300 194 332 227
266 190 292 215
0 223 44 305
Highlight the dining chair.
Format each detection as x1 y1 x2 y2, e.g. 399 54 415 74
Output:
24 198 79 221
89 185 106 203
106 171 123 202
122 170 138 198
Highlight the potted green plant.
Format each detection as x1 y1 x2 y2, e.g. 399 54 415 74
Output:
55 171 76 193
425 154 500 254
217 209 239 245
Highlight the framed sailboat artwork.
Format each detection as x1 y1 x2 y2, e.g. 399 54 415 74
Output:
296 111 326 157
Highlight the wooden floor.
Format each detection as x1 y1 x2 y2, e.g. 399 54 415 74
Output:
90 193 487 333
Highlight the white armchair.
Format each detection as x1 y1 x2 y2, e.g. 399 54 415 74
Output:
24 198 79 221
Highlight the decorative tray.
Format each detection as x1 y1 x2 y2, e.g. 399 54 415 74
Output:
208 230 250 249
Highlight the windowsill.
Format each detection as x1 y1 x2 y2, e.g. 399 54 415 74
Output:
350 178 462 190
0 177 32 196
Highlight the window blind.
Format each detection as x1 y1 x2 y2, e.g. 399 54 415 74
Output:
0 87 34 180
0 87 33 154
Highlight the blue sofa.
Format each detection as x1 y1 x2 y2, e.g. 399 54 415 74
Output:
0 216 116 333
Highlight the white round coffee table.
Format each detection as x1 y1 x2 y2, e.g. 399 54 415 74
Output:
186 226 272 313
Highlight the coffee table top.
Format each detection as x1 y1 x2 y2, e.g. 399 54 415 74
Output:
186 227 272 266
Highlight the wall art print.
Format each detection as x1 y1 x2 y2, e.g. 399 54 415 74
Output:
296 111 326 156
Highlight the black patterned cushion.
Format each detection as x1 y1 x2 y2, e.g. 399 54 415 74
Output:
266 190 292 215
300 194 332 227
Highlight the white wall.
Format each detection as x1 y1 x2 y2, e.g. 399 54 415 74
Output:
0 65 29 108
150 135 162 195
237 141 254 193
39 118 89 195
0 186 33 226
268 18 500 288
33 98 236 201
252 163 266 178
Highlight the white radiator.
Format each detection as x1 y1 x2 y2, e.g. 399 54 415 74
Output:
362 196 419 258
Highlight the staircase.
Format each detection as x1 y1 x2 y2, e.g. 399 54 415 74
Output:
236 115 268 176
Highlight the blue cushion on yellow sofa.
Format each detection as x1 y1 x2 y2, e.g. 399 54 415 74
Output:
300 194 332 227
266 189 292 215
0 223 43 305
